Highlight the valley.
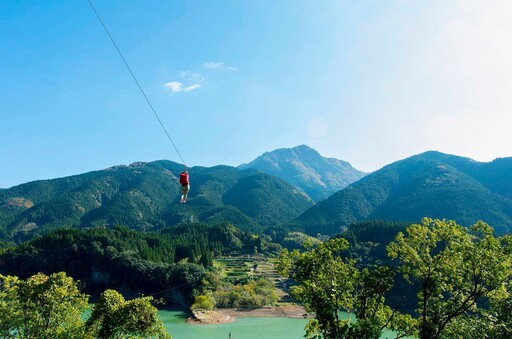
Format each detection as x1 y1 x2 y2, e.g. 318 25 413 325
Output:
1 146 511 338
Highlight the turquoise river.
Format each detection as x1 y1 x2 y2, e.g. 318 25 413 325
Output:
159 310 407 339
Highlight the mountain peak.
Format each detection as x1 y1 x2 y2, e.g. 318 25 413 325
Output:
239 146 366 201
292 144 317 152
404 150 481 166
258 144 318 158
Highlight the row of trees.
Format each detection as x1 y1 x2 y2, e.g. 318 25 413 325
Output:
277 218 512 339
0 272 171 338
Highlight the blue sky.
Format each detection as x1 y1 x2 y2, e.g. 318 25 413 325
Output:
1 0 512 188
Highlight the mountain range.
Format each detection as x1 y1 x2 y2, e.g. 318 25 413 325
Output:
239 145 366 201
0 160 313 241
294 151 512 235
1 147 511 242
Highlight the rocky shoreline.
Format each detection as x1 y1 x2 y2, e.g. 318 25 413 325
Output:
188 310 235 324
187 304 307 325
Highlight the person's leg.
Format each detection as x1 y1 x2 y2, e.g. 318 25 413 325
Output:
183 185 190 202
180 185 186 203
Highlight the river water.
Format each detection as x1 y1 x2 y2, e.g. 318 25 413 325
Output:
159 309 408 339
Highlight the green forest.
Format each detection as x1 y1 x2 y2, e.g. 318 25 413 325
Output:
1 218 511 338
0 222 280 305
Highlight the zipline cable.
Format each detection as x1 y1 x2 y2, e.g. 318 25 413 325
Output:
86 0 188 169
85 2 206 300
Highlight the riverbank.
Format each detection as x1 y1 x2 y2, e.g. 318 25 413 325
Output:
187 304 307 324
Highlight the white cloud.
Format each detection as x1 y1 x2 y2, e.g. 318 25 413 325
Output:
184 84 201 92
163 82 184 93
163 70 205 94
163 81 201 93
163 61 238 95
203 61 239 72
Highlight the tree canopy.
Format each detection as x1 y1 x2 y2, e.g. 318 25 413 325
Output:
0 272 171 339
0 272 88 339
278 218 512 339
86 289 171 339
276 238 415 339
387 218 512 339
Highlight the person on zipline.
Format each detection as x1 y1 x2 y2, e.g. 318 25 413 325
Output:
179 170 190 203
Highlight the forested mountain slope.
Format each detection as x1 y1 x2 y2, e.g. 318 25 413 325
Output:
239 145 366 201
293 151 512 235
0 160 313 241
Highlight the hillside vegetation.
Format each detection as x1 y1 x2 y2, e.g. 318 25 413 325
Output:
0 222 277 305
294 151 512 235
0 161 313 241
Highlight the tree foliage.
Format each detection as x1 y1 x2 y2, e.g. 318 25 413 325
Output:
213 277 278 310
387 218 512 339
0 272 171 339
86 289 171 339
277 238 415 339
191 295 215 311
484 290 512 338
0 272 88 339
